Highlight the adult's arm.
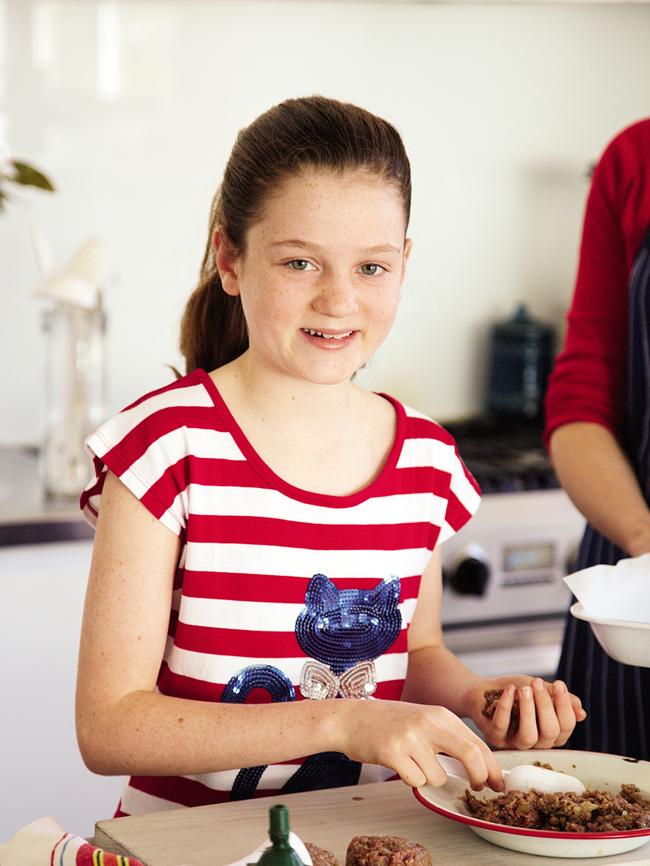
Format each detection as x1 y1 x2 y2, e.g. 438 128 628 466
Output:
544 121 650 556
549 422 650 556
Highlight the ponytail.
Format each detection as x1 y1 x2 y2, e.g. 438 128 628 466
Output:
180 190 247 374
179 274 247 374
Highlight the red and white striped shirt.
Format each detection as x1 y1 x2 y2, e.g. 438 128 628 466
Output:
80 368 480 816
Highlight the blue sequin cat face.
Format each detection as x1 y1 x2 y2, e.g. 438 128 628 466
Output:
295 573 402 675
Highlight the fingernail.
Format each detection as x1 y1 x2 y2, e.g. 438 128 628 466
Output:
522 686 533 699
504 684 515 697
533 678 544 692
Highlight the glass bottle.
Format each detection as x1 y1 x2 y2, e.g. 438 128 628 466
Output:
40 303 107 499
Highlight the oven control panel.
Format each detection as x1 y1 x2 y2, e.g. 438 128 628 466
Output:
441 489 585 625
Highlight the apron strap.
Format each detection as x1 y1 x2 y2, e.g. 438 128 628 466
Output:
626 219 650 498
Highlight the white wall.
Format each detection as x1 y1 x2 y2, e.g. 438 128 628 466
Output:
2 0 650 446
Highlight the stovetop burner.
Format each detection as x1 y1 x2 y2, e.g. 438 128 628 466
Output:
443 416 559 494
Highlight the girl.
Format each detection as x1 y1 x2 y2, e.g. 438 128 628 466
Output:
76 95 586 817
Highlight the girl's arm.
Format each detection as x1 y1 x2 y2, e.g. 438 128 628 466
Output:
402 548 586 749
401 548 482 714
76 471 504 790
549 421 650 556
75 470 343 776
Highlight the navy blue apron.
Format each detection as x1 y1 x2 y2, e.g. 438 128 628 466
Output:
556 223 650 759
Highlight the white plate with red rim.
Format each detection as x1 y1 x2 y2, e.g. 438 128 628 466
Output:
413 749 650 858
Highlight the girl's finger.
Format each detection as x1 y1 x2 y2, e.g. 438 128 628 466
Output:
531 677 560 748
435 725 505 792
395 756 428 789
488 683 516 746
513 685 538 749
552 680 578 745
447 743 505 792
568 689 587 721
409 746 448 789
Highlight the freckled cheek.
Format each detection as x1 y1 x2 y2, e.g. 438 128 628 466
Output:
369 294 401 331
242 285 294 326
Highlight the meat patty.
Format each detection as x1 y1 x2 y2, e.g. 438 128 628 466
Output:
346 835 432 866
482 687 520 738
305 841 341 866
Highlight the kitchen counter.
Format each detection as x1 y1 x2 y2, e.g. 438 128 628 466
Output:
94 780 650 866
0 447 93 545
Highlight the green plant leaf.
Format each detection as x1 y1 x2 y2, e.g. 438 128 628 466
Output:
10 160 56 192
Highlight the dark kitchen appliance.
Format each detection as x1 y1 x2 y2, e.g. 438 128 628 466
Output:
444 415 557 494
486 304 555 420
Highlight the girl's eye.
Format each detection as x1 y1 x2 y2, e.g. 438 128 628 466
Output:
287 259 314 271
360 263 385 276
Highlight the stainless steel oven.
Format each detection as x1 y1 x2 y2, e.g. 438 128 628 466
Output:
440 418 586 680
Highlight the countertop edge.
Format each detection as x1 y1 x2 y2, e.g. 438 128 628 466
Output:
0 520 94 546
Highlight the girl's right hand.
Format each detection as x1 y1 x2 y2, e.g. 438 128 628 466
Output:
331 698 505 792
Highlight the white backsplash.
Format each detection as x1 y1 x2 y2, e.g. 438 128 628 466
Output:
2 0 650 444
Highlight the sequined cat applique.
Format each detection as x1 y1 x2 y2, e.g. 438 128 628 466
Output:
221 572 402 800
297 573 401 700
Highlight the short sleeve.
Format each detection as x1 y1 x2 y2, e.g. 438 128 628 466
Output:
437 441 481 545
80 388 194 537
543 136 629 443
544 118 650 446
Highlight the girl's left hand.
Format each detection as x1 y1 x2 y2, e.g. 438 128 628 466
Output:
464 675 587 750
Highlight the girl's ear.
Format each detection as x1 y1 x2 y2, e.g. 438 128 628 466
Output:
214 229 240 296
401 237 413 279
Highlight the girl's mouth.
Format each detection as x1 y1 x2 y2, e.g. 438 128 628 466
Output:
300 328 358 348
302 328 354 340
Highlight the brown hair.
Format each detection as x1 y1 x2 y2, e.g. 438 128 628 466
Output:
179 95 411 374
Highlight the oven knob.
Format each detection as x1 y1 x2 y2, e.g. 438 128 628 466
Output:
445 546 490 596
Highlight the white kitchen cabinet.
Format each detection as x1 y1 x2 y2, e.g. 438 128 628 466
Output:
0 540 123 841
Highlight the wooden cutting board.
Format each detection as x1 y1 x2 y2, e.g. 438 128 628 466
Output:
94 780 650 866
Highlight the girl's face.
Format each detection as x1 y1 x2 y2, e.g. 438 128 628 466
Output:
216 168 411 387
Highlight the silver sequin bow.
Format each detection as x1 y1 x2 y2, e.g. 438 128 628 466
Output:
299 658 377 700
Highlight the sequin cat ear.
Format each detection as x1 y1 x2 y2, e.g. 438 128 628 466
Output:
368 574 401 605
305 572 338 609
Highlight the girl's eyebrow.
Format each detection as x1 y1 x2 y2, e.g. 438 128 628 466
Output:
270 239 402 254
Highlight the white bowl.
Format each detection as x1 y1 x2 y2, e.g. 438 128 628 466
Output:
413 749 650 858
571 602 650 668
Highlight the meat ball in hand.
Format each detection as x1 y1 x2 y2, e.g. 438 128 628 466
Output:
463 676 586 749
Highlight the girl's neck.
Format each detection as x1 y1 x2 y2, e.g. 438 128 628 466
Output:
214 351 361 435
208 352 396 497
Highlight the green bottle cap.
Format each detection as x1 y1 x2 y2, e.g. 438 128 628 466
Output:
252 805 305 866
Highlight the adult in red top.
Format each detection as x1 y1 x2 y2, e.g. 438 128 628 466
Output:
545 118 650 759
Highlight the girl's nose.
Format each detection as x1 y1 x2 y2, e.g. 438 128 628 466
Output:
312 276 359 317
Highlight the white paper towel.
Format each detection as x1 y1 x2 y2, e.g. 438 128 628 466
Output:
564 552 650 622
